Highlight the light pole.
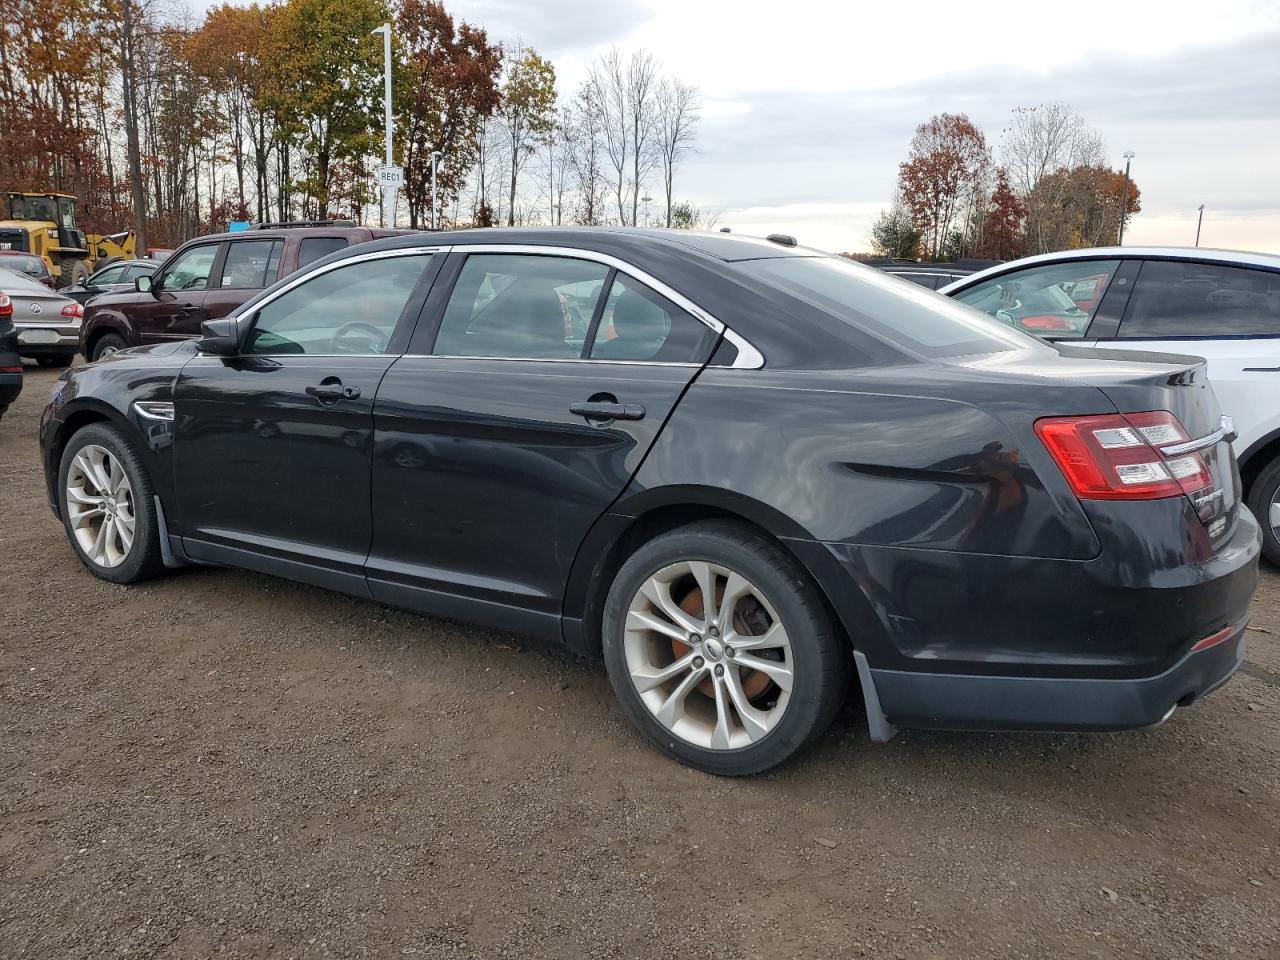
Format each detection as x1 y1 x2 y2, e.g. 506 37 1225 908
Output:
1195 204 1205 247
640 194 653 227
1117 151 1135 246
430 150 441 230
370 22 394 228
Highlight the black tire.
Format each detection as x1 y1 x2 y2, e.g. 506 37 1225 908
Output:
602 520 850 776
91 333 128 362
1247 456 1280 567
57 423 164 584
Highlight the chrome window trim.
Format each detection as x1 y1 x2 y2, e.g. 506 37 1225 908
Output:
400 354 700 368
439 243 765 369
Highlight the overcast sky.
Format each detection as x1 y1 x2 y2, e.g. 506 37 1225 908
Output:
205 0 1280 253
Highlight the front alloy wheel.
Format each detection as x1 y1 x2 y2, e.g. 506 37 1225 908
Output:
66 444 136 568
624 560 794 750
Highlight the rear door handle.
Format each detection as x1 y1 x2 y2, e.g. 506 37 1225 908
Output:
569 401 646 422
306 380 361 404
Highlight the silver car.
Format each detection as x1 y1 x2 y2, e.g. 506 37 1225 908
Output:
0 267 82 366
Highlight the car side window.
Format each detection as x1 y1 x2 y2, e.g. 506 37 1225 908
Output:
218 239 283 290
588 273 717 363
1117 261 1280 338
245 253 432 356
121 264 154 282
90 265 125 285
954 260 1121 338
158 244 219 292
434 254 609 359
297 237 349 270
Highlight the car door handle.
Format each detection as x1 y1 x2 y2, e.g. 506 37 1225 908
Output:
569 400 645 422
181 304 199 314
305 381 361 403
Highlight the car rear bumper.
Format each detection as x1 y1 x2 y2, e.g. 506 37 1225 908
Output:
13 322 80 356
869 620 1247 731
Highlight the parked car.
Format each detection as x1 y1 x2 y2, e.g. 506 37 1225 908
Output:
0 267 83 366
80 222 417 361
41 228 1259 775
0 298 20 419
865 257 1000 290
940 247 1280 565
62 259 158 305
0 250 55 288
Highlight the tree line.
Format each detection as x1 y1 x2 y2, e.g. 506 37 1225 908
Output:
870 102 1142 262
0 0 703 251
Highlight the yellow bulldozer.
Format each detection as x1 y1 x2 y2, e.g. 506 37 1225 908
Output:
0 192 137 288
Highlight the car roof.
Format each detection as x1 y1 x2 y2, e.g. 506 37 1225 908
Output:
366 225 821 262
187 225 418 244
939 245 1280 294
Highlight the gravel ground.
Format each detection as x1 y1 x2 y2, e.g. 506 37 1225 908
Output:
2 364 1278 959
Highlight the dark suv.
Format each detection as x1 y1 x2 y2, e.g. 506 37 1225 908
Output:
79 223 417 361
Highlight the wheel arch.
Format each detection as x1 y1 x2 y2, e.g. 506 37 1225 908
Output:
1239 427 1280 494
81 310 133 360
561 486 889 662
44 400 134 519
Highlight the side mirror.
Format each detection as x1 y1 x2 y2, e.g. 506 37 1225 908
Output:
197 317 240 356
135 275 153 293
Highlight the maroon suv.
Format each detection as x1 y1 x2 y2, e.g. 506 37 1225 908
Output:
80 223 417 361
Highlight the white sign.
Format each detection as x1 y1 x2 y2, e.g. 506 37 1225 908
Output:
376 165 404 188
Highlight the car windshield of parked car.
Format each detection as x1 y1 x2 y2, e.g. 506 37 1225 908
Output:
0 266 49 294
748 256 1029 358
1117 260 1280 338
245 253 432 355
953 260 1119 338
159 245 218 292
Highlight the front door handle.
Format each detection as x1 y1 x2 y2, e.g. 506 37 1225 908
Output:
305 378 360 404
569 400 646 422
181 304 199 314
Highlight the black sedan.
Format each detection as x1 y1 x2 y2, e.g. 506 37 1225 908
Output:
61 258 158 305
38 228 1260 775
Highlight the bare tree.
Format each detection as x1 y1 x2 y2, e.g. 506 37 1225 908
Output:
538 105 574 224
568 80 608 225
586 47 664 226
654 78 699 227
624 49 660 226
118 0 148 252
1001 102 1107 254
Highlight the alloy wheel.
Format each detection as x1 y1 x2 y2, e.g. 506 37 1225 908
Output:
622 560 794 751
66 444 136 568
1271 491 1280 541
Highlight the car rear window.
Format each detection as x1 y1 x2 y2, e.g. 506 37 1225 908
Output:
747 256 1030 357
1118 260 1280 338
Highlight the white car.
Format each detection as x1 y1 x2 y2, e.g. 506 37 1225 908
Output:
940 247 1280 564
0 266 83 366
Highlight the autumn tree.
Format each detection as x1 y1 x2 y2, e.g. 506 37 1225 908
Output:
498 46 556 226
896 113 990 261
973 167 1024 260
262 0 386 219
395 0 502 229
1027 165 1141 250
870 204 921 259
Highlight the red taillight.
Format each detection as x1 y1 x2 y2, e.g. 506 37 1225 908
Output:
0 293 11 318
1035 410 1212 501
1020 314 1073 331
60 302 83 319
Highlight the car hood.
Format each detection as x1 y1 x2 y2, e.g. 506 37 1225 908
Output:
91 340 197 365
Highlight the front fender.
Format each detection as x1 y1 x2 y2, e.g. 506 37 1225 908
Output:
81 302 139 355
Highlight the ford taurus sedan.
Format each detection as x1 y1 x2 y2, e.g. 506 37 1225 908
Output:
39 228 1260 775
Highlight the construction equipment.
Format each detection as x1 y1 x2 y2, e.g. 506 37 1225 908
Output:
0 193 136 288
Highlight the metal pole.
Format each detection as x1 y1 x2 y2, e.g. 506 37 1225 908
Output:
1117 151 1134 246
371 23 393 227
1195 205 1205 246
430 151 441 230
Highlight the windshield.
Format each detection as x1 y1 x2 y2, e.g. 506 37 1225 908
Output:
10 196 58 223
745 256 1033 358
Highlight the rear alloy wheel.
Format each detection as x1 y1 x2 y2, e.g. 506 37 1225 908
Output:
58 423 164 584
1247 456 1280 566
91 333 128 362
603 521 849 775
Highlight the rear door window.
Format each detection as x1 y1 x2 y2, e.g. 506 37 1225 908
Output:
1117 261 1280 338
952 260 1120 338
218 239 283 290
297 237 350 269
588 273 717 363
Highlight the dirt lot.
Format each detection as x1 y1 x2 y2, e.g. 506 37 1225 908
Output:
1 364 1278 959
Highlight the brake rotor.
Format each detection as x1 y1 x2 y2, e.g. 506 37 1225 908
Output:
671 583 773 700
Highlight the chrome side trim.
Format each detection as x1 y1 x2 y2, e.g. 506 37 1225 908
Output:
1160 417 1233 456
401 354 698 368
441 243 766 370
133 400 175 421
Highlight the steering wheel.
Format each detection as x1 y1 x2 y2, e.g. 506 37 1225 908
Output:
331 321 389 354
